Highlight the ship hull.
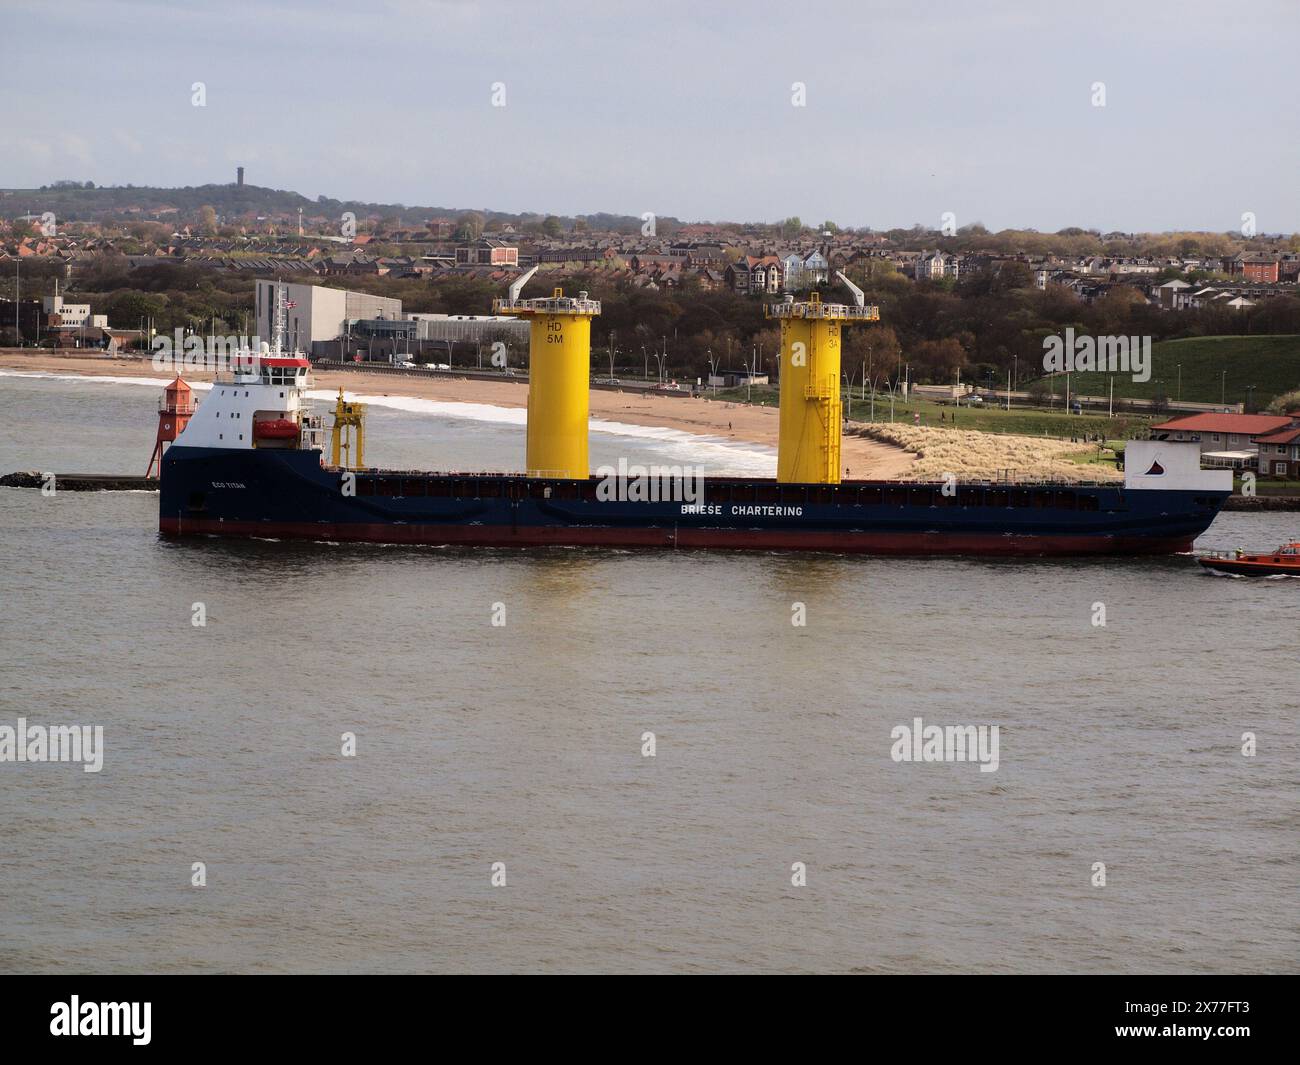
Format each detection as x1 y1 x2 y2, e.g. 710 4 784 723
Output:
159 446 1228 557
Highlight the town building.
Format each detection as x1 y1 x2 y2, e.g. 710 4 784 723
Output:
1253 425 1300 478
1150 413 1296 460
455 239 519 267
254 280 401 351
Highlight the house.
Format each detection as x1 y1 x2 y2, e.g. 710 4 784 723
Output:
1230 254 1280 283
1150 413 1295 456
726 256 781 295
1253 425 1300 478
455 239 518 267
914 249 960 282
783 249 830 290
1155 278 1193 308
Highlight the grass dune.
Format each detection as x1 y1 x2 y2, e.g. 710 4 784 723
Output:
853 424 1120 483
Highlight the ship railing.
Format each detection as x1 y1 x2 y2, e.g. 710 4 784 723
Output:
492 296 601 316
765 302 880 320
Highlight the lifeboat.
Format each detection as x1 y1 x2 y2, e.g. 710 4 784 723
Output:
253 418 299 441
1197 542 1300 576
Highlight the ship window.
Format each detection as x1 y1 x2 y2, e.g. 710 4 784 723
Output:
238 434 243 441
218 433 223 440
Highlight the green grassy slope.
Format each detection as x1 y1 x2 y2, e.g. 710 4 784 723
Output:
1060 335 1300 407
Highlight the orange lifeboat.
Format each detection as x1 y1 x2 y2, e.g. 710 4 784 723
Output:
253 418 299 441
1198 542 1300 576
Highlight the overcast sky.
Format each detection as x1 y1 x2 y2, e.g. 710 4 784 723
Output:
2 0 1296 233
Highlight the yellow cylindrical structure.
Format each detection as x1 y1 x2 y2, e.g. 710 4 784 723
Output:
525 311 592 478
494 288 601 479
777 316 844 483
768 293 879 484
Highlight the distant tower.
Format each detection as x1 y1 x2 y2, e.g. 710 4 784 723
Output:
147 376 195 477
236 166 245 186
767 285 878 484
495 271 600 480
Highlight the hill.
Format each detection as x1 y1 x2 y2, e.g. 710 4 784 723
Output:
0 182 672 233
1057 335 1300 408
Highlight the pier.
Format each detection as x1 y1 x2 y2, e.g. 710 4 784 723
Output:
0 472 158 492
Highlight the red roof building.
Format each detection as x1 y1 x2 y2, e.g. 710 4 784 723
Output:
1253 425 1300 478
1150 412 1296 455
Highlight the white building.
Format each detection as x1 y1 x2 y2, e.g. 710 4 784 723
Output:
43 294 106 329
405 313 530 348
254 280 402 351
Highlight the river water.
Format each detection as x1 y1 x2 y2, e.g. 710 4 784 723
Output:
0 372 1295 973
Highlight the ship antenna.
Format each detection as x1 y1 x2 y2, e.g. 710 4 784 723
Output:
272 280 287 355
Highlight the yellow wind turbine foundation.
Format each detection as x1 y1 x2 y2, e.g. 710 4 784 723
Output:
494 285 601 479
767 288 879 484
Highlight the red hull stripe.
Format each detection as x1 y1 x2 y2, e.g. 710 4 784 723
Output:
159 517 1193 556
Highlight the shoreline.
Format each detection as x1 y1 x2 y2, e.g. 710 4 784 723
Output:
0 351 918 478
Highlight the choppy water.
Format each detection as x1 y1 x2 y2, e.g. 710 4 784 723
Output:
1 374 1296 973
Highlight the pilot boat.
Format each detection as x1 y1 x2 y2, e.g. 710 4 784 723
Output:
1197 542 1300 576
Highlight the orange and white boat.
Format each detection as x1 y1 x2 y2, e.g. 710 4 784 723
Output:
1198 542 1300 576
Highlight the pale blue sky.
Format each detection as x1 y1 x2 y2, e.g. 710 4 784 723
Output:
2 0 1296 233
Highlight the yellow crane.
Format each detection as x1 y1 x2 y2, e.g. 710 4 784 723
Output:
329 387 366 469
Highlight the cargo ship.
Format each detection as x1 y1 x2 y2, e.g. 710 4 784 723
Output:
158 277 1232 556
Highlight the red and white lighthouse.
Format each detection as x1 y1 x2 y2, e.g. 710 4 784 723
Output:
146 376 195 478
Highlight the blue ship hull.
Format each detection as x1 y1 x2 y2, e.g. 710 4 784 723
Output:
159 445 1228 555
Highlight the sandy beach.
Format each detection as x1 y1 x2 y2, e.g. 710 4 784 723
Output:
0 351 918 478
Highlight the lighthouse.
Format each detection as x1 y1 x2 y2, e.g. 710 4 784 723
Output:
494 268 600 479
146 376 195 478
767 275 878 484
